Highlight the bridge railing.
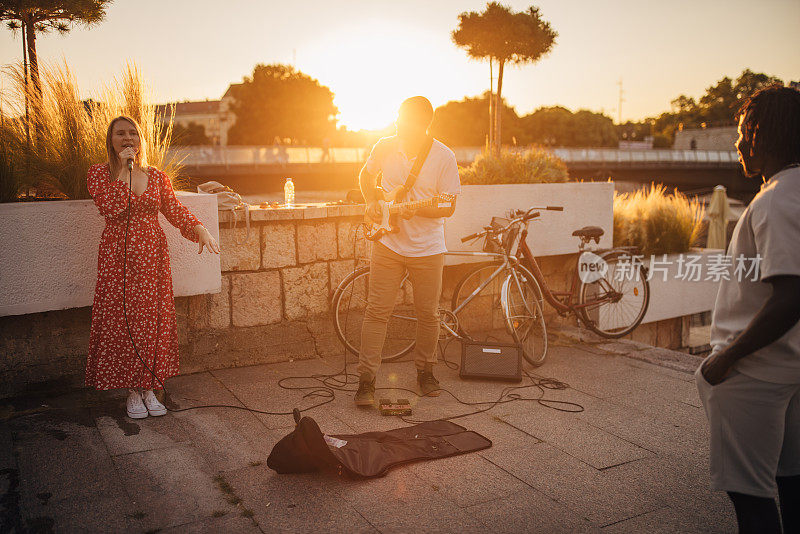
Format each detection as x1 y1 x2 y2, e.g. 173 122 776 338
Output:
170 145 370 167
169 145 739 167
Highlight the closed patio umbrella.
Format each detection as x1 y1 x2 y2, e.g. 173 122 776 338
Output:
707 185 732 250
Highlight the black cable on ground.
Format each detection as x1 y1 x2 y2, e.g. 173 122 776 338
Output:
120 191 584 422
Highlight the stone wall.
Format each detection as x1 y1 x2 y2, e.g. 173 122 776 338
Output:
0 204 687 398
175 205 366 375
673 126 737 151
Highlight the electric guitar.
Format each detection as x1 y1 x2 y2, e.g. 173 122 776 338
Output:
364 185 455 242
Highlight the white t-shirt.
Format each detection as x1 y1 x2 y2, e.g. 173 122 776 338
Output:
365 136 461 257
709 166 800 384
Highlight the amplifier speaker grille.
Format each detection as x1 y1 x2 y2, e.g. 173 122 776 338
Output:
460 341 522 382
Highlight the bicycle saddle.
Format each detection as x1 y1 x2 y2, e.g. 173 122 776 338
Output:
572 226 605 239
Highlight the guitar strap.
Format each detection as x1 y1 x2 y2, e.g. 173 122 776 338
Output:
378 136 434 202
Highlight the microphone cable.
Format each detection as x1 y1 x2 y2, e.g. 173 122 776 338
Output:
120 165 327 417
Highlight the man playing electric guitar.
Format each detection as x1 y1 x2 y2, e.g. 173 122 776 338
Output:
355 96 462 406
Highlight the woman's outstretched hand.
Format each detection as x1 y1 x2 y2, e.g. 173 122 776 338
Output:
194 225 220 254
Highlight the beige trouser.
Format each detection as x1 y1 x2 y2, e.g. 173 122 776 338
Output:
358 242 444 379
695 366 800 497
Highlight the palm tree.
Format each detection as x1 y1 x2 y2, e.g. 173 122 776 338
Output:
1 1 112 139
452 2 557 155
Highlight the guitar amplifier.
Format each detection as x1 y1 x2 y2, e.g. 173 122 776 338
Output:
459 340 522 382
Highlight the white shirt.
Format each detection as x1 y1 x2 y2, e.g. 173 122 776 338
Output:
365 136 461 257
709 166 800 384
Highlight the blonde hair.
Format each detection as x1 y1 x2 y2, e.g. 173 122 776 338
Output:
106 115 148 177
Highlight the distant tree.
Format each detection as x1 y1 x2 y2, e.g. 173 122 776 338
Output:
517 106 571 146
640 69 785 147
733 69 782 102
617 120 654 142
670 95 697 115
171 122 211 146
652 133 671 148
682 70 783 128
698 76 737 125
227 64 338 145
572 110 618 147
430 92 521 147
1 1 112 136
452 2 556 154
517 107 617 147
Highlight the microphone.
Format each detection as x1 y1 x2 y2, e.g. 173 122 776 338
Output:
127 158 133 172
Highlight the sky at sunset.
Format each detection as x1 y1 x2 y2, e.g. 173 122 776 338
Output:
1 0 798 131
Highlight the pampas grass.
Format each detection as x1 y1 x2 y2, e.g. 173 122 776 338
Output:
614 184 704 256
0 61 181 201
459 147 569 185
0 134 17 203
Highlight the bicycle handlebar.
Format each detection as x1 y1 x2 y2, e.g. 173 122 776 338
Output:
523 210 541 221
460 231 483 243
459 205 562 243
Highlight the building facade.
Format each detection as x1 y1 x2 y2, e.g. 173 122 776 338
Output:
157 84 240 145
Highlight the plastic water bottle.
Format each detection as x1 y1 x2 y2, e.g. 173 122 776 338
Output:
284 177 295 207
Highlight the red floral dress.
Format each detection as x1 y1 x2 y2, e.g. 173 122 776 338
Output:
85 163 203 390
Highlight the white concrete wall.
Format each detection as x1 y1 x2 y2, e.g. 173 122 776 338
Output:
0 192 220 317
444 182 614 264
641 249 722 324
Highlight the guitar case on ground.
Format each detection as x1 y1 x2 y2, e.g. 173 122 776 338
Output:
267 412 492 479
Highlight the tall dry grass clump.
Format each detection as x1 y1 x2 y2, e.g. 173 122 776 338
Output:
459 147 569 185
613 184 704 256
0 61 181 201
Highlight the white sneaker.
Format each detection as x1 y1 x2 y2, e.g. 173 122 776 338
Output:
126 390 148 419
142 389 167 417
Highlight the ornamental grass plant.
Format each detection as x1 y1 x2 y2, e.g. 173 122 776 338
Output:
459 147 570 185
0 61 182 201
0 137 18 203
613 184 704 256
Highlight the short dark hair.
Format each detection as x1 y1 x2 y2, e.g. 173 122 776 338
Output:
398 96 434 127
737 85 800 167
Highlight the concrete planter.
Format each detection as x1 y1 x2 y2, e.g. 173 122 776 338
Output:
444 182 614 264
0 192 220 317
641 248 723 324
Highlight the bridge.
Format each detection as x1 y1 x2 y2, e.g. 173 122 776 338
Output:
171 145 741 170
171 146 757 200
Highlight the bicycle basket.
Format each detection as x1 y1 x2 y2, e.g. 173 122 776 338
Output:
483 217 519 254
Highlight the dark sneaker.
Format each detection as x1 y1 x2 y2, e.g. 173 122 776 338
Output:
417 365 441 397
354 373 376 406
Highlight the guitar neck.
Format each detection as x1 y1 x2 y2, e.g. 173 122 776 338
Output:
388 197 436 213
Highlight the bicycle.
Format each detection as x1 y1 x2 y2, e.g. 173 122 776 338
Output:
331 212 547 366
455 206 650 341
330 207 649 367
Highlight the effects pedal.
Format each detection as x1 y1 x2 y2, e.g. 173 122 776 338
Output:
379 398 412 416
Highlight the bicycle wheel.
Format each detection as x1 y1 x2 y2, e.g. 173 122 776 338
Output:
452 262 547 366
501 265 548 366
330 266 417 362
577 251 650 338
451 262 514 343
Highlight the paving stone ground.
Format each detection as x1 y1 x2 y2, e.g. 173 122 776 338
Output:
0 336 738 533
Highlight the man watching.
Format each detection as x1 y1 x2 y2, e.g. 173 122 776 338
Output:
697 85 800 534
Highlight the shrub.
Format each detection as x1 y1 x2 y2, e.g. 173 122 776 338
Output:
459 147 569 185
0 61 182 201
613 184 704 256
652 133 672 148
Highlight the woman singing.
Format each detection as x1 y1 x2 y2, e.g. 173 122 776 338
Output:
86 116 219 419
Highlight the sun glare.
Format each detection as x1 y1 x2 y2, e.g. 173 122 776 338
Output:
300 22 461 131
